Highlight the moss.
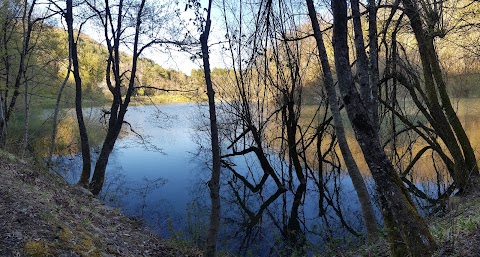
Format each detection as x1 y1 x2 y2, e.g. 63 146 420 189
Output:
0 149 18 162
383 209 407 257
81 238 94 248
0 149 27 165
40 211 57 224
24 241 53 257
54 224 102 257
59 225 74 242
74 234 101 257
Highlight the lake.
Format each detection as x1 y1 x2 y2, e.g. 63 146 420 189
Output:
53 100 480 256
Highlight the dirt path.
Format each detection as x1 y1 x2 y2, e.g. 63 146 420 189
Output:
0 154 199 257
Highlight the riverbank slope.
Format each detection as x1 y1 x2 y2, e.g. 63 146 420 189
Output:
343 182 480 257
0 150 200 257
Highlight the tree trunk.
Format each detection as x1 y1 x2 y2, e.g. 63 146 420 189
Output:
66 0 92 187
1 12 10 146
5 0 34 124
368 0 380 131
350 0 373 121
0 94 5 147
21 0 30 157
330 1 437 255
201 1 222 256
89 125 120 195
430 55 479 180
306 0 380 242
21 67 28 157
87 0 146 195
401 0 479 190
48 57 71 165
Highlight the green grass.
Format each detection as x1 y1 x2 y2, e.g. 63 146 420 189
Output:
130 94 201 105
430 196 480 241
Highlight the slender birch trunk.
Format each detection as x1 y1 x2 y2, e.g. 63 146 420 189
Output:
48 58 71 166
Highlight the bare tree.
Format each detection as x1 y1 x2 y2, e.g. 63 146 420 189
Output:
0 0 16 147
0 0 55 149
329 0 437 256
65 0 92 186
0 0 35 147
215 0 382 253
83 0 188 192
374 0 480 197
4 0 37 123
192 0 222 255
399 0 479 191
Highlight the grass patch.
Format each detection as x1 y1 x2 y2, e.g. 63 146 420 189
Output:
430 196 480 241
0 148 20 162
24 241 53 257
130 94 198 105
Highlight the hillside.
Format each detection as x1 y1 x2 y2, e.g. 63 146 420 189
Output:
0 151 200 257
3 25 201 109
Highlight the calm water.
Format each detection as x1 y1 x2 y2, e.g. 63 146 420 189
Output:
56 104 209 231
54 100 480 256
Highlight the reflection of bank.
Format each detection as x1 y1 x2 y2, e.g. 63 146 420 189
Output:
38 108 107 159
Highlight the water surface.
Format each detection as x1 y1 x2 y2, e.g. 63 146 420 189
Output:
55 99 480 256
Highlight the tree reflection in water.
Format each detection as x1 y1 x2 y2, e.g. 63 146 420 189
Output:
52 104 457 256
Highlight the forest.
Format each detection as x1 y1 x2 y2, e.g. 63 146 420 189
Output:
1 0 480 256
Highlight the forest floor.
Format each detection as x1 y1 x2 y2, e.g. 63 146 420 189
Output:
0 150 201 257
343 180 480 257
